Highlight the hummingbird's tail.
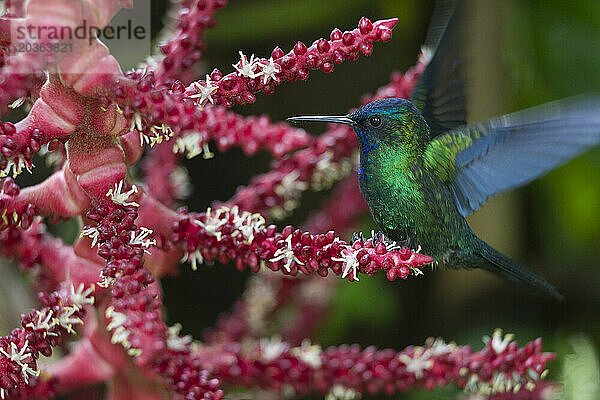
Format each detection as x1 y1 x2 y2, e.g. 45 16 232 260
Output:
474 238 564 301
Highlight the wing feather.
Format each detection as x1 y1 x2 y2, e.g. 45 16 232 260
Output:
424 96 600 216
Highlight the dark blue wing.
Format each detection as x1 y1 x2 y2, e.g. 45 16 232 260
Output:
424 96 600 216
410 0 467 138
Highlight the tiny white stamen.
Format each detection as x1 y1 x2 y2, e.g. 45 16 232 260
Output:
258 57 281 84
332 246 360 281
259 336 288 362
483 329 514 354
291 339 322 368
69 283 95 310
194 207 227 241
182 250 204 271
106 180 139 207
269 234 303 272
233 51 263 79
398 348 433 379
0 156 32 178
80 226 100 247
189 74 219 105
0 341 39 384
53 306 83 334
167 323 192 351
172 132 212 159
25 310 55 332
130 227 156 250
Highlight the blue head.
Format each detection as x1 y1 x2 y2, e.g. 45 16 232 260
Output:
287 98 430 158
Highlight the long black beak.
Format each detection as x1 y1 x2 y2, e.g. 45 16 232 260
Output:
286 115 355 125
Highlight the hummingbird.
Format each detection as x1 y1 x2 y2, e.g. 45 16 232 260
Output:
288 3 600 300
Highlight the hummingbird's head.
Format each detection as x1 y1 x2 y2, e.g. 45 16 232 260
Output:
287 98 430 153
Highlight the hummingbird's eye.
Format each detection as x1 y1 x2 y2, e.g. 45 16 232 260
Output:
368 115 382 127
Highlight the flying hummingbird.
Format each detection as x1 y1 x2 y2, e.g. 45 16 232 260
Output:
288 3 600 300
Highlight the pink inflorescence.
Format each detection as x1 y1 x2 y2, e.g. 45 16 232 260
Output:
0 1 559 399
0 284 92 399
198 330 555 397
172 205 431 280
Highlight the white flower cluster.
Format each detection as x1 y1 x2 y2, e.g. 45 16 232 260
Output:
184 206 267 270
233 51 281 84
0 284 94 399
463 330 546 394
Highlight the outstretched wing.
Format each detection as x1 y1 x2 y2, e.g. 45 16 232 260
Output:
423 96 600 216
410 0 467 138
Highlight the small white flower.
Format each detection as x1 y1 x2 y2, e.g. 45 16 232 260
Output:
326 385 361 400
398 348 433 379
172 133 213 159
0 341 39 384
233 51 263 79
291 339 322 368
194 207 228 241
80 226 100 247
182 249 204 271
189 74 219 105
130 227 156 249
258 57 281 84
167 323 192 351
106 180 139 207
25 310 56 333
483 329 514 354
332 246 360 281
269 234 303 272
230 206 266 245
53 306 83 334
259 336 289 362
69 283 95 310
426 338 455 356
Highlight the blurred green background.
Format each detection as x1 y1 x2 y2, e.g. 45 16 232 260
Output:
2 0 600 398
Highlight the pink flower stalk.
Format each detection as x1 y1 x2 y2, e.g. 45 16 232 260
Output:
0 0 559 399
0 283 94 399
197 330 555 397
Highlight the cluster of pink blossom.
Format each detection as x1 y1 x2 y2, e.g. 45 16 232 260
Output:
0 1 559 399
